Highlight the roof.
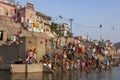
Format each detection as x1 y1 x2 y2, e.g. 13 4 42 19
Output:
36 11 51 20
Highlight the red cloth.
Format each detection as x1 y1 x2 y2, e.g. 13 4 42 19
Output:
76 47 83 54
79 48 83 54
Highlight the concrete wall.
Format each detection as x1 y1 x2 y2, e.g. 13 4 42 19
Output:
37 37 45 60
20 37 49 62
10 64 43 74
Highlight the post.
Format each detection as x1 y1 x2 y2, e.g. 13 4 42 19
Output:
69 18 74 36
100 24 102 41
59 15 62 46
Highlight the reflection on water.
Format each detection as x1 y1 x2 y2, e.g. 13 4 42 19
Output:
0 70 10 80
11 73 43 80
0 67 120 80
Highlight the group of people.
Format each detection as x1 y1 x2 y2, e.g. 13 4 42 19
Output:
26 48 37 63
41 41 112 72
21 40 112 72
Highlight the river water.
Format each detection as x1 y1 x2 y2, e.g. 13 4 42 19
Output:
0 67 120 80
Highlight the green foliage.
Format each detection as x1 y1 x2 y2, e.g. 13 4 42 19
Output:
51 22 61 36
51 22 57 31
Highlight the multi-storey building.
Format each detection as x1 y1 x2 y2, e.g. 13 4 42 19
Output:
15 3 52 37
0 1 52 36
15 3 36 26
57 23 70 36
36 11 52 35
0 1 15 17
56 23 72 46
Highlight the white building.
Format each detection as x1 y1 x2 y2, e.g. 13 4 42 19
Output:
57 23 70 36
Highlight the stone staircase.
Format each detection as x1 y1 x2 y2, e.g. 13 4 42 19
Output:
0 15 21 37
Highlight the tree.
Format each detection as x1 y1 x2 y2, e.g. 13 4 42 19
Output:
51 22 61 37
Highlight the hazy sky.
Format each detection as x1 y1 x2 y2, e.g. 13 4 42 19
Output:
15 0 120 43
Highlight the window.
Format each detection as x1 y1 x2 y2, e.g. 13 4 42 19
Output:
0 31 3 40
46 29 49 32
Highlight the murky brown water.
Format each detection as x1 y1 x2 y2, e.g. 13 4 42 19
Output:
0 67 120 80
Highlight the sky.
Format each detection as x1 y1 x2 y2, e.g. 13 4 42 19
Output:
15 0 120 43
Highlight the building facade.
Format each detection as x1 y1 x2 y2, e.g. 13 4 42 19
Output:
36 11 52 36
57 23 70 37
0 1 15 17
56 23 72 46
14 3 52 37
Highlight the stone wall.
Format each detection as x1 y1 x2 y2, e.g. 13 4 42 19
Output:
0 38 25 64
0 45 20 63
